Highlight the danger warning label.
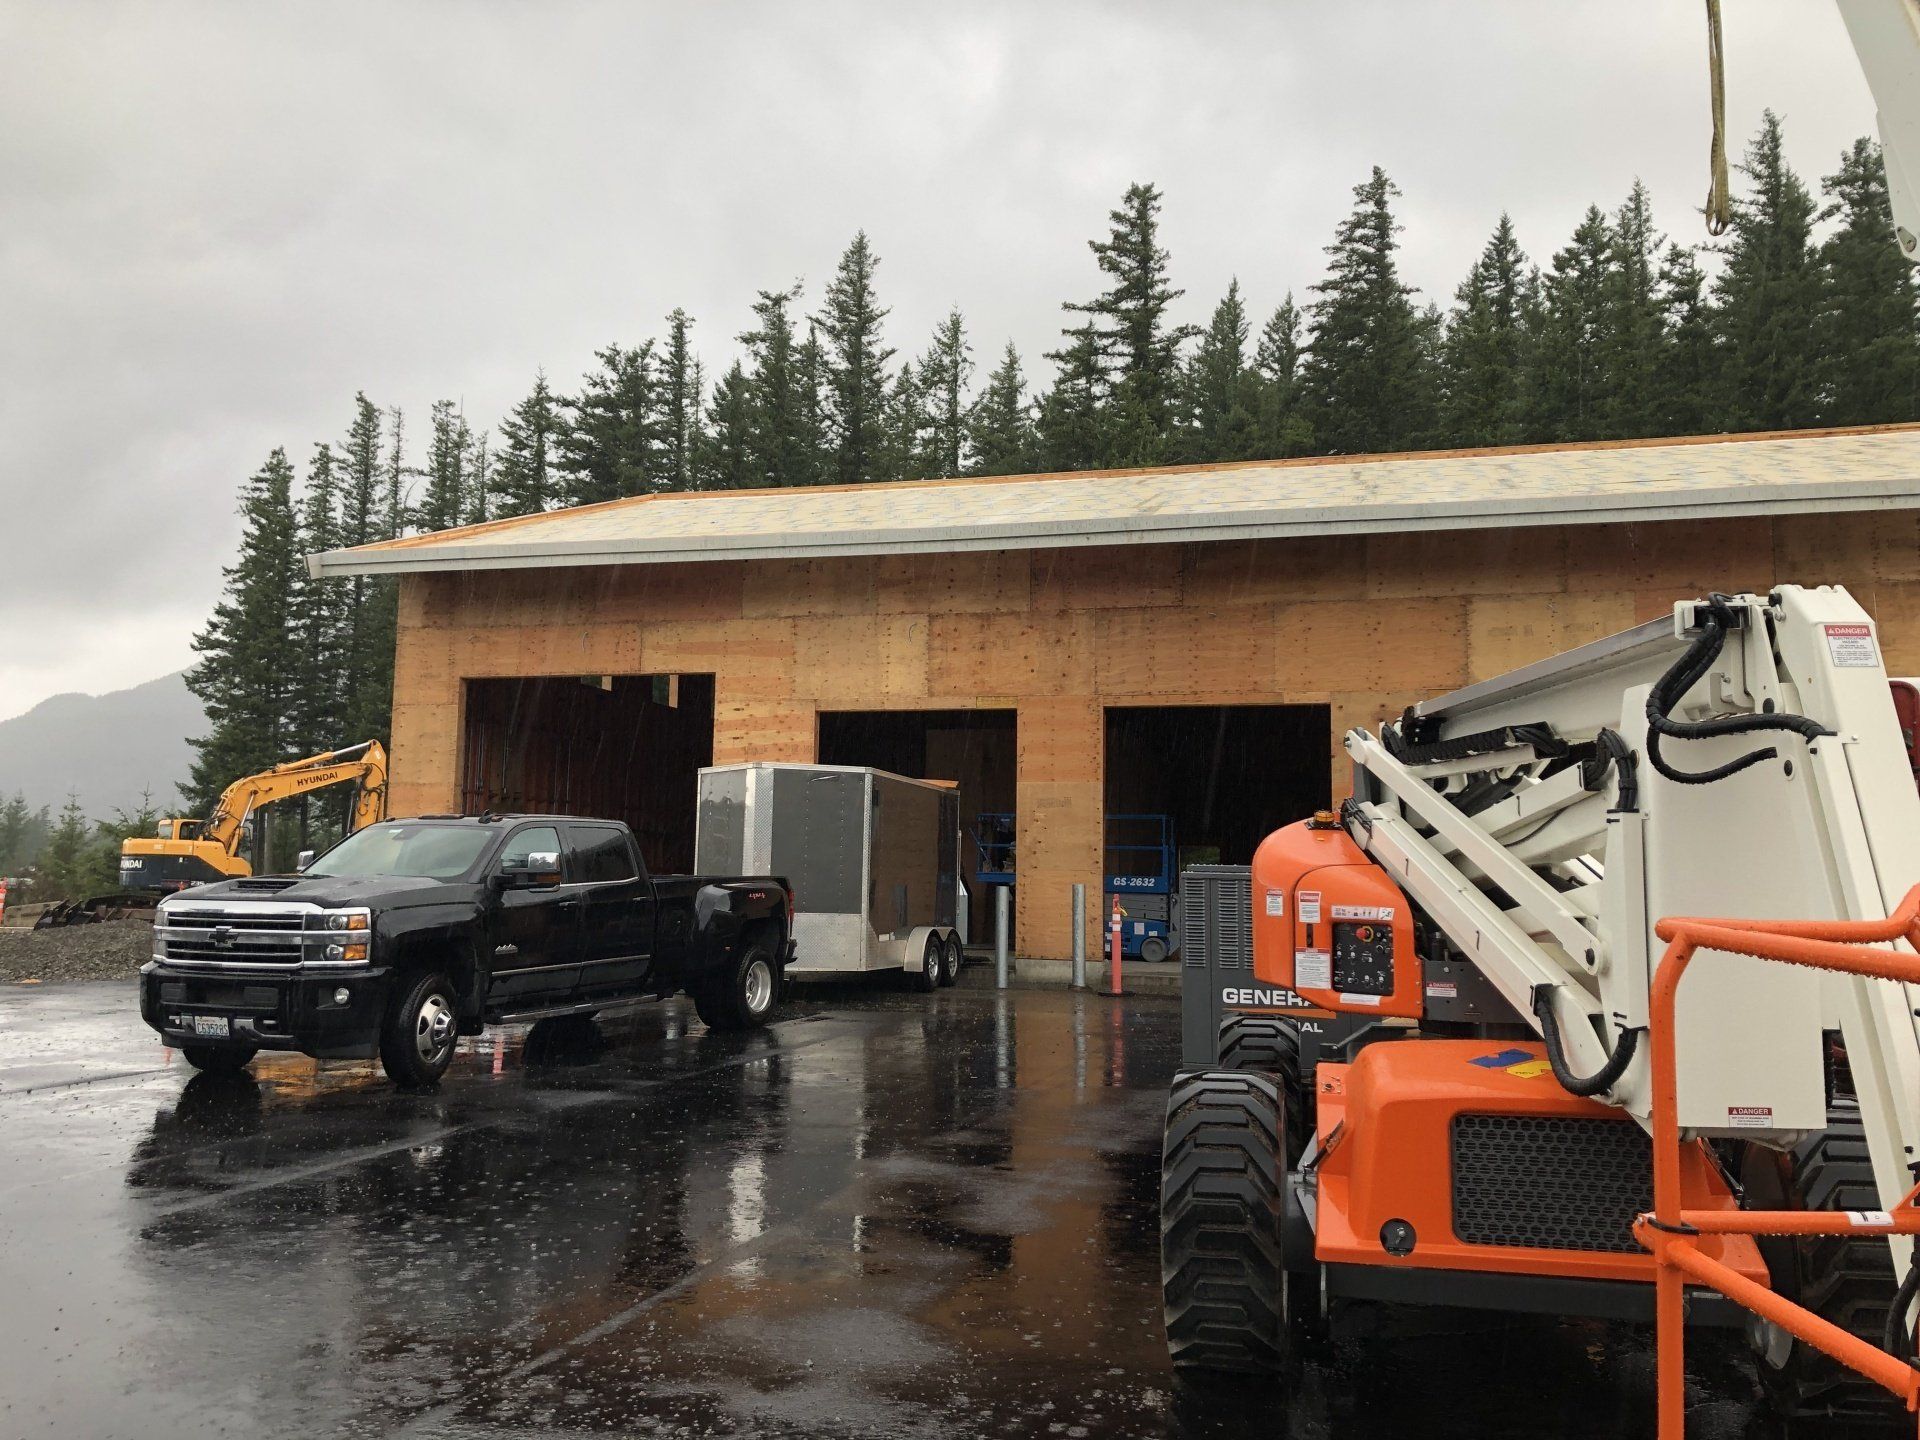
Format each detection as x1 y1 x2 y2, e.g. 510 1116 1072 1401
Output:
1824 622 1879 668
1727 1105 1774 1129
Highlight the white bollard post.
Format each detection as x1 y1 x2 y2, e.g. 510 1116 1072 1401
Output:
1070 883 1086 990
995 885 1011 990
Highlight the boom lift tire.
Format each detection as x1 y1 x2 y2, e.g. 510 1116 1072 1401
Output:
1161 1069 1294 1376
1739 1099 1902 1430
1217 1015 1309 1161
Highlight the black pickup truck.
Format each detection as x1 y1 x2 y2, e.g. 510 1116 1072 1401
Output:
139 814 793 1086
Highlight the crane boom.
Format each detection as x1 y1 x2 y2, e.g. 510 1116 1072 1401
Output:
1835 0 1920 262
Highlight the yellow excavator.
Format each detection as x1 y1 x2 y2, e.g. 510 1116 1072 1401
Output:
37 741 389 926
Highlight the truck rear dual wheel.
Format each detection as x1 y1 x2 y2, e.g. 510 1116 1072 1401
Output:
1161 1069 1295 1376
693 943 780 1031
379 970 459 1089
1741 1099 1903 1431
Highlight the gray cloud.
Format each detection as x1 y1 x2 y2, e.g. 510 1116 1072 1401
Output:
0 0 1878 717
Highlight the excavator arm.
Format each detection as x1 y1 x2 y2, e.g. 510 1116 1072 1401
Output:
201 740 390 856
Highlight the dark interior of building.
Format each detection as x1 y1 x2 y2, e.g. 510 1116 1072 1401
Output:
817 708 1017 939
459 674 715 873
1103 704 1331 871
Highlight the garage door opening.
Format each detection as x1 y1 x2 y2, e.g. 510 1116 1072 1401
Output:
460 674 715 873
1104 705 1331 957
817 708 1017 941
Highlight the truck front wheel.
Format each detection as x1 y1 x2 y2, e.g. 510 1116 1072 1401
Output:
694 944 780 1031
180 1044 257 1075
379 971 459 1088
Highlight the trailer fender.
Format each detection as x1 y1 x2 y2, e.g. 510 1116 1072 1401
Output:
902 925 946 980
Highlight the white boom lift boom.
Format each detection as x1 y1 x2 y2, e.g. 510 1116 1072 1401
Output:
1344 584 1920 1244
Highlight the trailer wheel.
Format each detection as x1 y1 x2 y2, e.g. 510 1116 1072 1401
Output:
1741 1099 1902 1430
912 932 941 993
1161 1069 1292 1376
1217 1015 1309 1162
938 932 963 987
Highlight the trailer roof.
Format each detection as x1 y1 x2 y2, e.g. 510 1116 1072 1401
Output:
308 423 1920 579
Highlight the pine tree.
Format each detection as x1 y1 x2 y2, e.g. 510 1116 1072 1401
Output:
289 443 345 757
35 795 104 902
695 360 755 490
1440 216 1533 448
881 362 926 481
493 373 561 517
1253 295 1313 457
797 323 830 484
1037 322 1109 472
415 399 472 533
1182 279 1262 462
1525 206 1615 441
1713 111 1824 431
819 233 896 485
660 308 703 492
184 449 302 814
1819 138 1920 426
558 343 662 506
383 407 409 537
332 396 399 748
740 285 818 487
1653 244 1719 436
1302 166 1432 454
1065 181 1196 462
1604 180 1666 438
0 793 49 877
915 309 973 478
967 342 1038 475
464 431 491 524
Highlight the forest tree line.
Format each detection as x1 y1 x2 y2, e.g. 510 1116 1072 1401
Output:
157 112 1920 864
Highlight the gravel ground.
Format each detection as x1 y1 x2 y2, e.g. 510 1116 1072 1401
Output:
0 920 152 983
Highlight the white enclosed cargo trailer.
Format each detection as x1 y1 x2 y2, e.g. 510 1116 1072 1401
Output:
694 763 966 989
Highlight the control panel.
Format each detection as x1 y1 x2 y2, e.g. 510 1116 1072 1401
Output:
1331 918 1395 996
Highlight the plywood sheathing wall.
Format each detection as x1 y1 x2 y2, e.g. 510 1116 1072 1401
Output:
389 510 1920 957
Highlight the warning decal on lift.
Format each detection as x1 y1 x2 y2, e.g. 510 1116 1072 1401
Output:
1824 623 1880 668
1298 891 1322 925
1265 889 1285 918
1847 1210 1894 1228
1296 949 1331 990
1728 1105 1774 1128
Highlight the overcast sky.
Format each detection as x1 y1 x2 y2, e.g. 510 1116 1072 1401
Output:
0 1 1883 722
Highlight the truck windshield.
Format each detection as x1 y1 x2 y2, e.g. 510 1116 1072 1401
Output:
305 824 491 881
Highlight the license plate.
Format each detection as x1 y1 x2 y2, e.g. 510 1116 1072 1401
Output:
184 1014 230 1038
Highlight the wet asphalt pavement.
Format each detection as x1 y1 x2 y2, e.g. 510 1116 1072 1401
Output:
0 973 1774 1440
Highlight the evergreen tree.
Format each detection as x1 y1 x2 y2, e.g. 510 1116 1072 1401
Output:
819 233 896 485
967 342 1038 475
660 308 703 492
185 449 302 814
558 343 662 506
493 373 561 516
383 406 409 537
797 323 830 483
1525 206 1615 441
1820 138 1920 426
464 431 491 525
695 360 756 490
35 795 104 902
332 396 399 748
0 793 50 877
915 309 973 478
880 362 926 481
1440 216 1533 447
740 285 818 487
1065 181 1195 462
1182 278 1262 462
1713 111 1824 431
1253 295 1313 457
415 399 472 534
289 443 345 757
1604 180 1666 438
1037 322 1109 472
1653 244 1720 436
1302 166 1432 454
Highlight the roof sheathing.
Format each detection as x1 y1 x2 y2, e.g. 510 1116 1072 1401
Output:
308 424 1920 579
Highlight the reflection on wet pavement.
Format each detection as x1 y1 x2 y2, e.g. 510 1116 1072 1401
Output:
0 977 1769 1438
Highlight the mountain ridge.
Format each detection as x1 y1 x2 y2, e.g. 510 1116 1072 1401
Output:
0 671 204 818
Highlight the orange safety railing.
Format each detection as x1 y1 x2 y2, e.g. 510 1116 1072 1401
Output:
1636 886 1920 1437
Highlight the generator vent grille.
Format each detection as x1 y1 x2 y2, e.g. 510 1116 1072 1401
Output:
1179 865 1252 971
1450 1113 1651 1254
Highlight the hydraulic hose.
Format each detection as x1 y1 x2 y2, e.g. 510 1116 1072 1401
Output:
1883 1254 1920 1365
1593 727 1639 813
1644 594 1831 786
1531 985 1643 1097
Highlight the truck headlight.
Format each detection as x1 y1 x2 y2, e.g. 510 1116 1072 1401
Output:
321 909 371 932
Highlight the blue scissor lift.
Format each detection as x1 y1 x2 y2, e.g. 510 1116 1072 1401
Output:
1104 812 1176 962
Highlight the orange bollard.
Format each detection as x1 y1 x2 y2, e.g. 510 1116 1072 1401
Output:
1109 893 1123 995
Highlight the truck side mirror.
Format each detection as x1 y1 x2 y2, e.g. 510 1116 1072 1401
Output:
295 849 315 873
497 851 564 889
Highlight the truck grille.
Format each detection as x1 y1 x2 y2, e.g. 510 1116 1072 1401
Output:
157 906 309 967
1451 1113 1652 1254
